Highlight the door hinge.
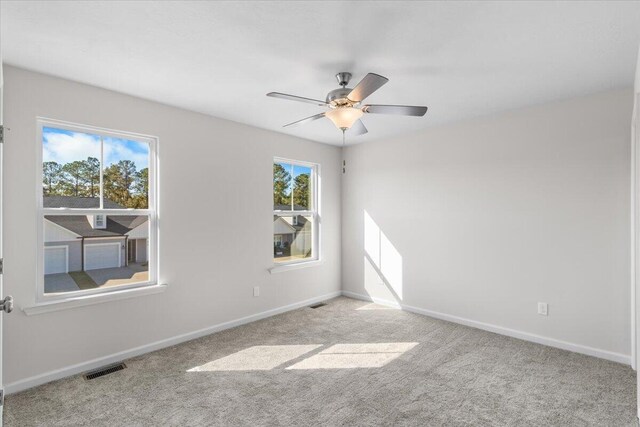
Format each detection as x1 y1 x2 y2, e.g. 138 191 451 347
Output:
0 258 3 274
0 125 4 144
0 389 4 407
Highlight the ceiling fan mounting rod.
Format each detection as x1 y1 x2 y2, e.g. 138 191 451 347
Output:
335 72 352 87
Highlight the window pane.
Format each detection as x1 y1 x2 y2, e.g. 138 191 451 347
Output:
43 214 150 294
292 165 312 211
42 127 101 207
273 162 292 210
273 214 313 263
103 137 150 209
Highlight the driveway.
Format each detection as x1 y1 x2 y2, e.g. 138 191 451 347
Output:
86 264 149 288
44 273 80 293
44 264 149 293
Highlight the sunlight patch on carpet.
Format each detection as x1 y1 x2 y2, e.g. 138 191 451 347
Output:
187 345 322 372
286 342 418 370
355 303 399 311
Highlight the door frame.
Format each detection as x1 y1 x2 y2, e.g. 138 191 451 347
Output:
127 239 136 264
0 58 6 424
632 93 638 372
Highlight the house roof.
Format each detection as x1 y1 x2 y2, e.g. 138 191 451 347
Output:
274 204 309 211
273 214 309 233
44 195 125 209
45 215 148 238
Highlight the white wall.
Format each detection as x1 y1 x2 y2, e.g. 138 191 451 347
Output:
342 88 633 361
2 66 342 388
44 220 78 242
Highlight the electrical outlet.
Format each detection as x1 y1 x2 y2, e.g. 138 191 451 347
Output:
537 302 548 316
253 286 260 297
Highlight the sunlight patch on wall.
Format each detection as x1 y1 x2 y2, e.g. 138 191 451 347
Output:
380 232 402 297
286 342 418 370
187 345 321 372
364 210 403 301
364 211 381 268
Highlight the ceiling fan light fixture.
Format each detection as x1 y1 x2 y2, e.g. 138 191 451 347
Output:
325 107 363 130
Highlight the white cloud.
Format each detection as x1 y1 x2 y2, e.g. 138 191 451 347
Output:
43 130 149 170
43 131 100 164
104 140 149 170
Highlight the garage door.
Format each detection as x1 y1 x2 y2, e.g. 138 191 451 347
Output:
45 246 68 274
85 243 120 270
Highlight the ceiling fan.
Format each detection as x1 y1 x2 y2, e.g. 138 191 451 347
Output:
267 72 428 136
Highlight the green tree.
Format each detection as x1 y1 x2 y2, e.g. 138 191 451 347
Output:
273 163 291 208
62 160 88 196
104 160 138 207
81 157 100 198
45 157 147 208
293 173 310 209
43 161 63 195
103 165 119 203
130 167 149 208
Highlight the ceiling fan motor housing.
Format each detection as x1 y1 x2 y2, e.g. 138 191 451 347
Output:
327 72 356 108
326 88 355 107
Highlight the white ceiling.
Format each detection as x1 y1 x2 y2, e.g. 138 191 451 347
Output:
2 1 640 146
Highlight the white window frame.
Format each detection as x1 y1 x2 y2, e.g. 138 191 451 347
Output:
272 157 320 267
36 117 159 303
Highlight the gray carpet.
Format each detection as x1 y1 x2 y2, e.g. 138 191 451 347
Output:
5 297 637 426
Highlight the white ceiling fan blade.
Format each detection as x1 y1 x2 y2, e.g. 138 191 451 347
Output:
363 104 428 116
283 113 326 128
267 92 328 107
350 119 368 136
347 73 389 103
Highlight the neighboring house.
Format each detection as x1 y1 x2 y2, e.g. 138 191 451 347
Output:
44 196 149 275
273 204 312 258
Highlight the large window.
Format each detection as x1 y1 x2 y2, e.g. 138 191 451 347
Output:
37 119 157 300
273 158 319 265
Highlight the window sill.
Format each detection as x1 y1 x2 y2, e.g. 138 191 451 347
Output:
23 284 168 316
269 259 323 274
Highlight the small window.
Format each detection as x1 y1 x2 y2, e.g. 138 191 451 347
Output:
38 119 157 301
273 159 319 264
94 215 105 229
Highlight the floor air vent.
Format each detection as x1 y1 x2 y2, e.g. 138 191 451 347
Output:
309 302 327 309
83 363 126 380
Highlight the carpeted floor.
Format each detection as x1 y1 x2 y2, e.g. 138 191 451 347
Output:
5 297 637 426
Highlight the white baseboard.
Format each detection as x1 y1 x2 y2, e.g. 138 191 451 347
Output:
342 290 631 365
5 290 342 395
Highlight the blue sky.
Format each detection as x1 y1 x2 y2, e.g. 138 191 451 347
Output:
276 162 311 179
43 127 149 170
